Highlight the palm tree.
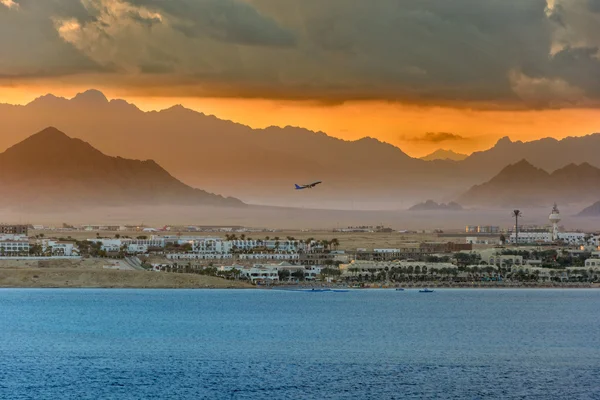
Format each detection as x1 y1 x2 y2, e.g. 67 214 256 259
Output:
512 210 522 246
330 238 340 251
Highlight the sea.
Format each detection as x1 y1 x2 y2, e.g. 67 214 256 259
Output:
1 289 599 399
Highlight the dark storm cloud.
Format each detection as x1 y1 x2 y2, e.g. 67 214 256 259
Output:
0 0 108 78
2 0 600 108
126 9 161 29
127 0 296 47
588 0 600 12
403 132 469 143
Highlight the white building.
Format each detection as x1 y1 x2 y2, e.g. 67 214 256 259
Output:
509 204 588 245
584 258 600 269
340 260 457 277
509 231 587 245
218 262 317 282
42 240 78 257
167 253 233 260
89 238 165 254
238 253 300 261
509 231 553 244
241 266 280 282
487 254 524 267
476 249 523 267
0 234 30 256
466 237 496 245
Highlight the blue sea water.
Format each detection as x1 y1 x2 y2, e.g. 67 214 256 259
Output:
1 289 599 399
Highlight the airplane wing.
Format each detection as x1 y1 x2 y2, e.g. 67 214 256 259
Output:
295 181 321 189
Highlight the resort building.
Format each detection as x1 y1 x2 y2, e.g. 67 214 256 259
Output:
89 238 165 254
465 225 500 234
238 253 300 261
216 262 322 283
42 240 78 257
340 260 457 278
584 258 600 268
0 234 30 256
0 225 28 235
159 236 323 254
466 237 496 245
355 242 472 262
509 204 587 245
509 231 587 245
167 253 233 260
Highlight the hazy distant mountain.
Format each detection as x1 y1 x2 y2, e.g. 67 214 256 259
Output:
0 127 243 209
409 200 463 211
420 149 467 161
577 201 600 217
458 160 600 208
0 90 470 208
459 135 600 174
2 90 600 209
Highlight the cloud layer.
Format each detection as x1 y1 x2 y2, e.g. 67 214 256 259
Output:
2 0 600 108
405 132 469 143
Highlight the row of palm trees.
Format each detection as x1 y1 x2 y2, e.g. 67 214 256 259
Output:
343 264 599 284
222 235 340 253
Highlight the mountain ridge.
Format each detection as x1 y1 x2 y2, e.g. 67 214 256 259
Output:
0 127 244 209
577 201 600 217
409 200 463 211
420 149 468 161
2 89 600 208
458 160 600 207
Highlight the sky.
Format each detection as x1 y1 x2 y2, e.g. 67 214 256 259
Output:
2 0 600 157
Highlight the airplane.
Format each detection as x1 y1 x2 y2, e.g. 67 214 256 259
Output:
295 181 322 190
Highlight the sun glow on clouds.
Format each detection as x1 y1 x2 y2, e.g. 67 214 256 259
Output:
0 0 18 9
4 0 600 159
54 0 165 72
1 84 600 158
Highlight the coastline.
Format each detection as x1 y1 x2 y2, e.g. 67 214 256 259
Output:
0 268 596 289
0 268 252 289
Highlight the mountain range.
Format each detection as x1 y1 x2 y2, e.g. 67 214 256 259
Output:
458 160 600 208
2 90 600 209
0 127 243 210
577 201 600 217
420 149 468 161
409 200 463 211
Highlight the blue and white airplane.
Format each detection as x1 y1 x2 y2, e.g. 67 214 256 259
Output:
294 181 322 190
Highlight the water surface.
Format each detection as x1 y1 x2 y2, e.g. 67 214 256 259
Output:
1 289 599 399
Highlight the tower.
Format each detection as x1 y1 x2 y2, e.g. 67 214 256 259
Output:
549 203 561 241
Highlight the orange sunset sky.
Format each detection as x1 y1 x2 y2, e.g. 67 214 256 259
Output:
2 84 600 158
2 0 600 157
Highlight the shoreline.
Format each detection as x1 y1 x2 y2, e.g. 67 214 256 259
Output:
0 268 252 289
0 268 596 290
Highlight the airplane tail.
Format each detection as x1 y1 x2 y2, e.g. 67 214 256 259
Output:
295 184 302 190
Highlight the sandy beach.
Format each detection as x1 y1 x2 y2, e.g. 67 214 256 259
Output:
0 267 252 289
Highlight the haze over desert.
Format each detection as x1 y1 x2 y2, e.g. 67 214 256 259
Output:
2 1 600 399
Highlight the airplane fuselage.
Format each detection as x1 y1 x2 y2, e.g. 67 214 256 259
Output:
295 181 322 190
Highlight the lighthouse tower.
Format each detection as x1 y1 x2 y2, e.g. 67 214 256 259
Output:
549 203 561 241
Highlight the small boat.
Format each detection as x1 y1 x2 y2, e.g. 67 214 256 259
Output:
395 288 405 291
419 288 434 293
331 289 349 293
